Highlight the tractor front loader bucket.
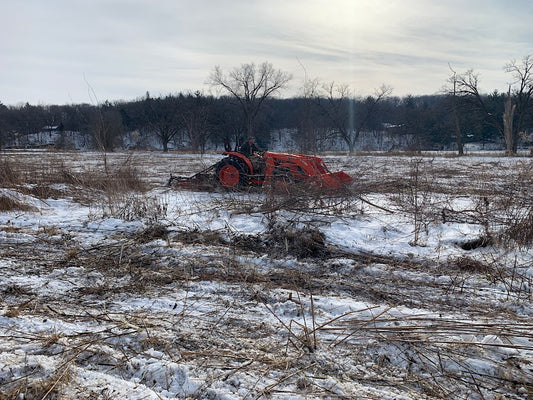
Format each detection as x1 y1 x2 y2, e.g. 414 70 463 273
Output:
319 171 353 189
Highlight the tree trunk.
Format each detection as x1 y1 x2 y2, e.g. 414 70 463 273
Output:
348 139 355 156
452 98 464 155
453 109 464 155
503 91 516 155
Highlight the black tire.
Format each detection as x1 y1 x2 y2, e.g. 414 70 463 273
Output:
215 159 248 189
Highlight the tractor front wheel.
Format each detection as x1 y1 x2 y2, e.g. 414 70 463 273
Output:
216 160 248 189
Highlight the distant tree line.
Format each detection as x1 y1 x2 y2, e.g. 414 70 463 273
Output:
1 58 532 154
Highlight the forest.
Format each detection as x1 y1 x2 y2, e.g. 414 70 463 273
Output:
1 59 533 154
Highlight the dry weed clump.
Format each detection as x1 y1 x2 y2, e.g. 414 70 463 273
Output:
481 160 533 246
1 154 154 224
0 364 73 400
78 158 165 220
135 224 169 243
232 222 329 259
0 158 20 186
53 160 148 197
390 158 438 246
445 254 532 301
0 187 40 211
58 237 183 294
25 185 66 200
84 163 147 194
2 283 32 296
96 192 167 221
172 228 228 246
502 206 533 246
457 235 493 250
0 194 33 211
1 153 148 202
451 256 492 273
387 157 533 250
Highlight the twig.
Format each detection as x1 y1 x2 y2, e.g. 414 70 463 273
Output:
255 363 316 399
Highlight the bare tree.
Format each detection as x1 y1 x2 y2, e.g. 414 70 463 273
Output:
144 94 182 152
446 64 464 155
314 82 392 155
454 69 511 152
295 78 323 152
504 55 533 153
208 62 292 140
0 102 9 150
455 55 533 155
181 91 212 153
503 87 516 155
89 103 123 152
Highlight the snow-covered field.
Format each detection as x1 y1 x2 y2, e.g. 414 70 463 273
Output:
0 150 532 399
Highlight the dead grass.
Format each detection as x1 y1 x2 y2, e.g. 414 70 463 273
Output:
1 153 148 203
0 225 21 233
503 206 533 246
172 228 228 246
171 224 329 259
0 355 74 400
25 185 66 200
100 192 167 221
0 194 34 211
451 256 492 273
1 152 162 223
0 159 20 186
233 223 330 259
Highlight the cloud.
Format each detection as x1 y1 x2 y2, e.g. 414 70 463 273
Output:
1 0 533 105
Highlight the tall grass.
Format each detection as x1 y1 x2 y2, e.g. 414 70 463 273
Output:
0 153 149 214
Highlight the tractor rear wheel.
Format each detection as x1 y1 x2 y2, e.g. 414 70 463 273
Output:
216 159 248 189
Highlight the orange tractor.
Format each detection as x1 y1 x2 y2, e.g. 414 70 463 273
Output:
168 150 353 191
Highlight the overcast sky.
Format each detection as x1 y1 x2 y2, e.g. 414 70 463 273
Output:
2 0 532 106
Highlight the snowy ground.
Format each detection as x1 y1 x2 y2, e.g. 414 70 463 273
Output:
0 150 532 399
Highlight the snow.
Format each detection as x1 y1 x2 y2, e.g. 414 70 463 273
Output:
0 150 532 399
